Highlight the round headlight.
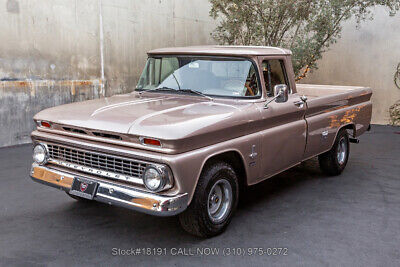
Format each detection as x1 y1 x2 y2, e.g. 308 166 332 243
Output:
33 144 48 165
143 166 166 192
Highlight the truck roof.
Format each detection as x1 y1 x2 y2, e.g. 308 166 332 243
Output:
147 45 292 57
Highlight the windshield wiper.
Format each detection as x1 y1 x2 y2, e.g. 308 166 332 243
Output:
177 89 213 100
140 87 212 100
139 87 177 94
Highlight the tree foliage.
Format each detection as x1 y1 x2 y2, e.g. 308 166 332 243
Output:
209 0 400 79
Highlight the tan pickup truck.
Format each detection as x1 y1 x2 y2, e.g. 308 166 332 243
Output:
30 46 372 237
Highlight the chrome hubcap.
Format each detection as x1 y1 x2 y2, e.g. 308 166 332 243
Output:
337 137 347 165
207 179 232 223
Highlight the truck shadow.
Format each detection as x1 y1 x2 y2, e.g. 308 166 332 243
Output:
239 157 324 208
57 157 326 243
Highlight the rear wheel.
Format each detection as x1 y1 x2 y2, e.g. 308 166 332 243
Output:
179 161 239 237
318 129 350 176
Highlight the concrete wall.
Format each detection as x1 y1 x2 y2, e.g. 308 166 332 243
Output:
0 0 216 147
301 7 400 125
1 2 398 147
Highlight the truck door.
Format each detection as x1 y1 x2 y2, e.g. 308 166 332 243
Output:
255 57 307 180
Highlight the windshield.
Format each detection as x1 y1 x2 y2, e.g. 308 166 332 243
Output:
136 56 261 98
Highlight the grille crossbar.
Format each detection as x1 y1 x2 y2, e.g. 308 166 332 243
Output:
47 144 147 184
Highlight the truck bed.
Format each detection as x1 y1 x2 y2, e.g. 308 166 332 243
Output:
296 84 368 99
295 83 372 159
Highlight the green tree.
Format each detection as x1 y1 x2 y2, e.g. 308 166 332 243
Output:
209 0 400 80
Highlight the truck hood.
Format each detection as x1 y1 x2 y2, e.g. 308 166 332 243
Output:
34 93 257 153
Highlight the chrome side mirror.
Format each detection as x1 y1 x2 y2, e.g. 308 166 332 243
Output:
274 84 289 103
264 84 289 109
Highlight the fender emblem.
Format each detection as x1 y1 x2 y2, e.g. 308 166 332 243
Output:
249 145 258 159
322 130 329 139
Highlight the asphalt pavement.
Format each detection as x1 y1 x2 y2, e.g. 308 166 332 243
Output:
0 125 399 266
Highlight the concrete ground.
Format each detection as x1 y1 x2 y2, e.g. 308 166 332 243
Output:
0 125 399 266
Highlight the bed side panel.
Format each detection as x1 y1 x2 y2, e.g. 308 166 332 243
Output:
303 88 372 159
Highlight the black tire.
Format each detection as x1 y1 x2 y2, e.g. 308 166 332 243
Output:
179 161 239 237
66 192 91 202
318 129 350 176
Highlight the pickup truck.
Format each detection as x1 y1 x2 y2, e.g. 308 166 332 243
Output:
30 46 372 237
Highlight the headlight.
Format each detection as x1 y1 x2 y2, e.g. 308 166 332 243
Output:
33 144 48 165
142 165 171 192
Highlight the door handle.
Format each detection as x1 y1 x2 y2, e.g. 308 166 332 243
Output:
294 101 304 108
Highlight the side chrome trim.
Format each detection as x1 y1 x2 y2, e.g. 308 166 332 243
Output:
30 163 188 216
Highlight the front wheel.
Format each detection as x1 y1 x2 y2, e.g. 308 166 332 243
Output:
179 161 239 237
318 129 350 176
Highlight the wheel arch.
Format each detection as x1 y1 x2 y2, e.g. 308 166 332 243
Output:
329 123 355 150
341 123 356 137
191 150 247 203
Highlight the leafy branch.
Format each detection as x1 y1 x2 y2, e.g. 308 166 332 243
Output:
209 0 400 79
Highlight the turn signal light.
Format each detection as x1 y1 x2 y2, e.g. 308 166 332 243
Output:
40 121 51 128
142 138 161 147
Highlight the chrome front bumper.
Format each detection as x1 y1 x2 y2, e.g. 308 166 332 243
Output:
30 163 188 216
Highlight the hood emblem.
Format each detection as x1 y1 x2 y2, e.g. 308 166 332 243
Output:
80 182 88 192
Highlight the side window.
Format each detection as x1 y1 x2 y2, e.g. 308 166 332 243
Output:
262 60 289 96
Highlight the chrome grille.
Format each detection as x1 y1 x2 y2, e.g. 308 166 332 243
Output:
46 144 147 184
